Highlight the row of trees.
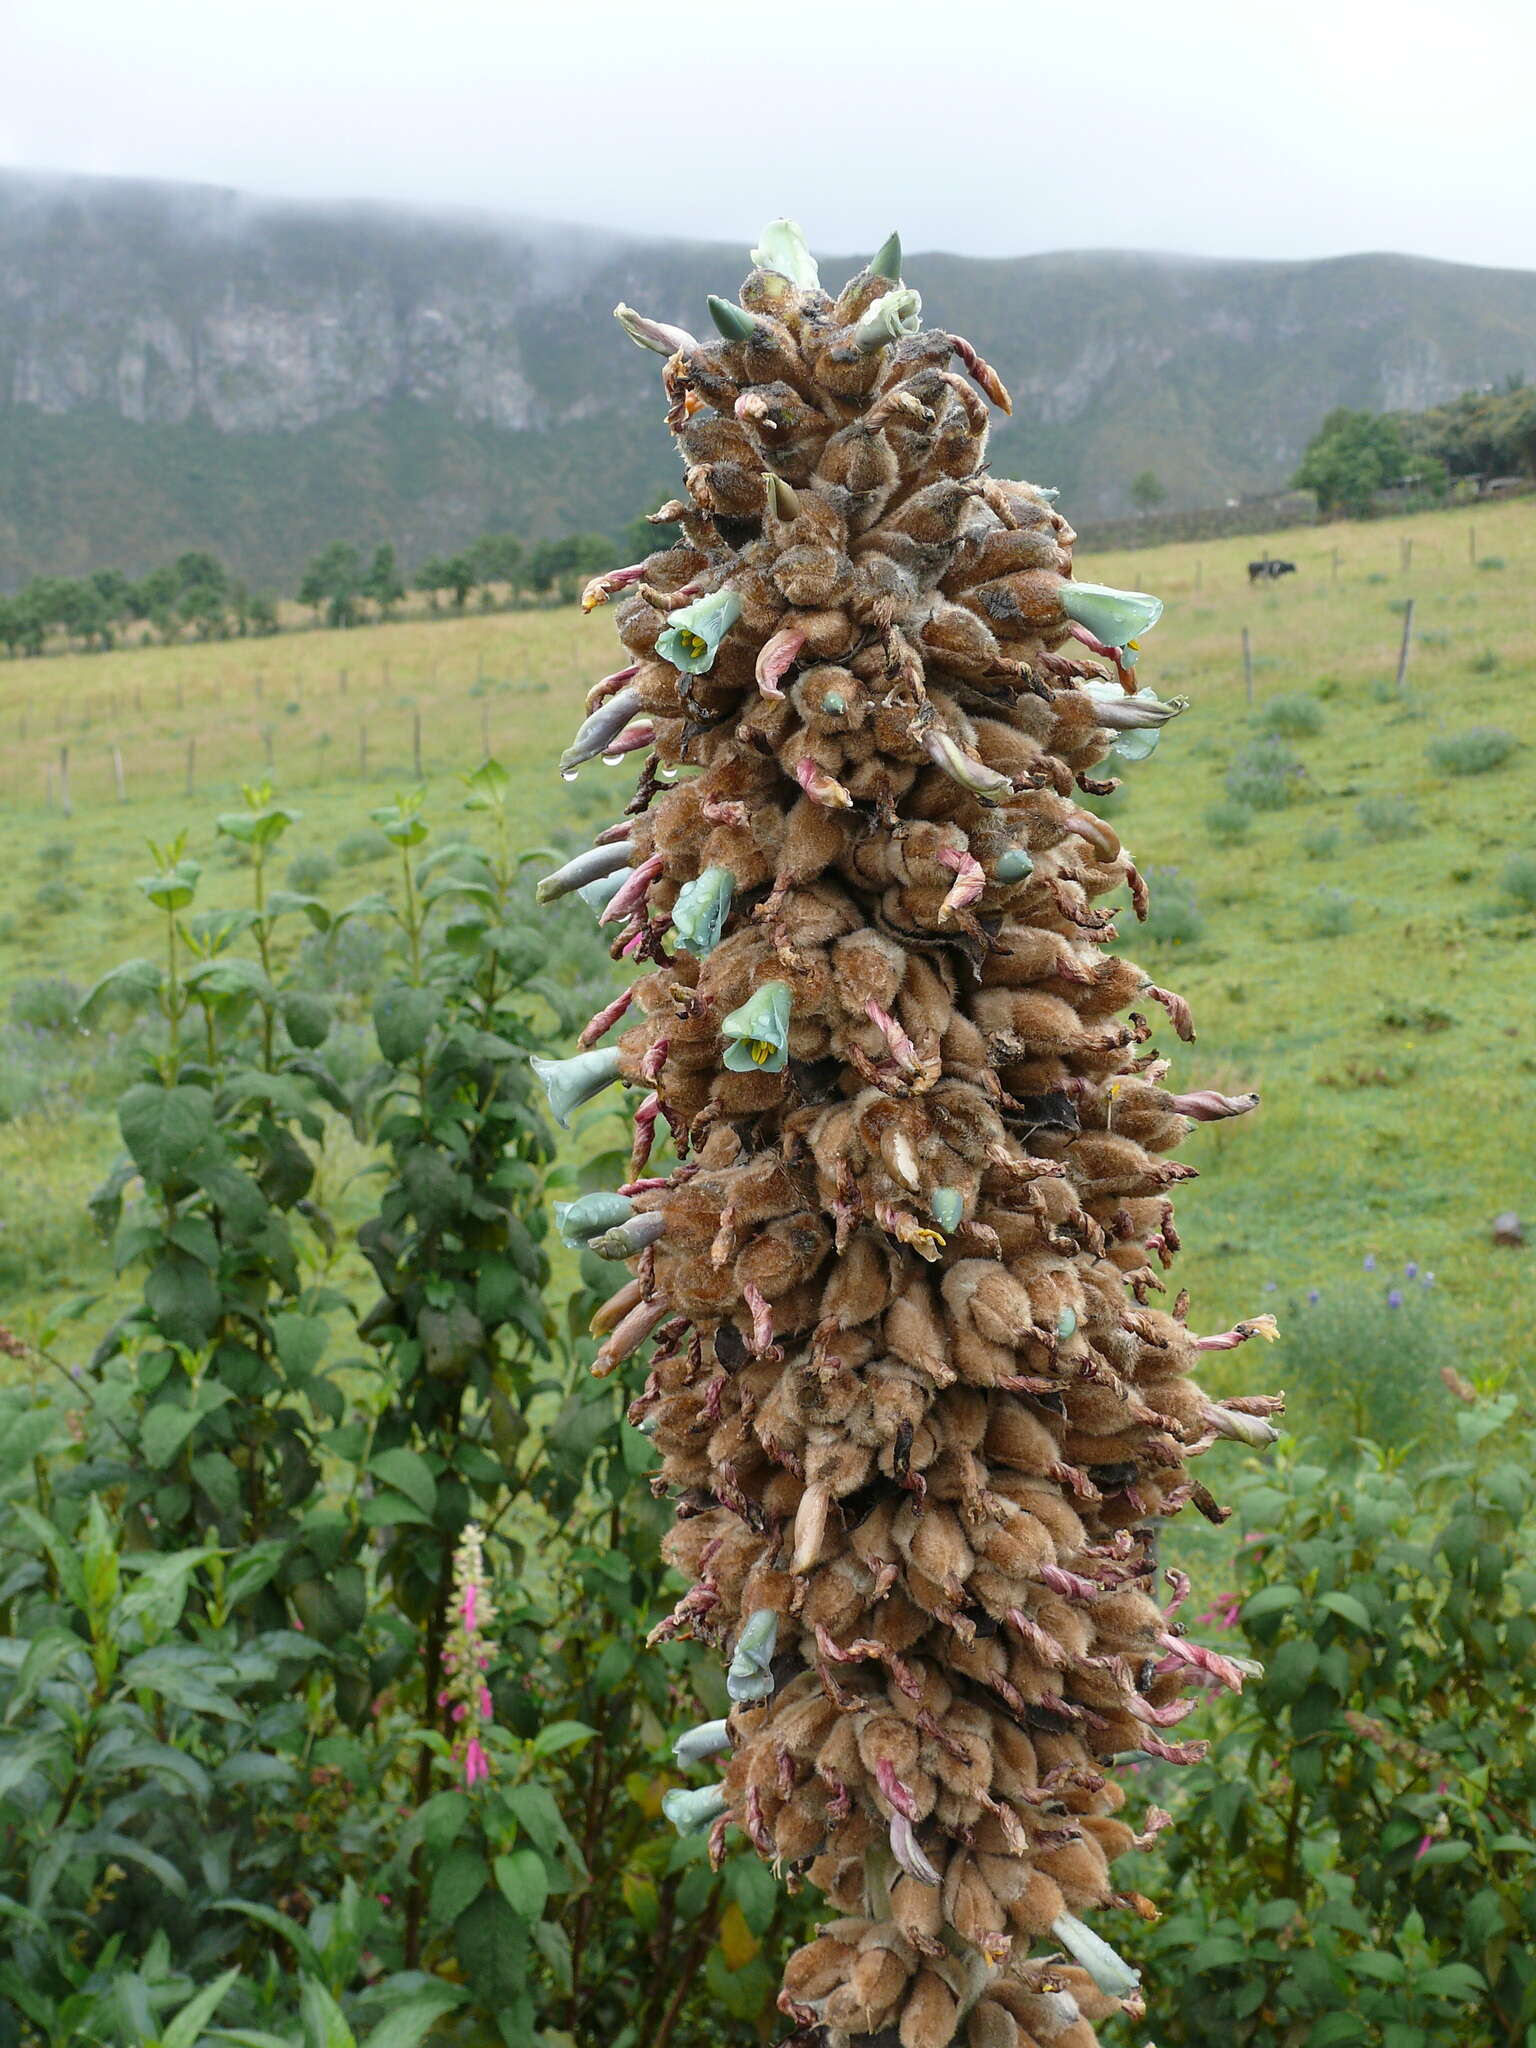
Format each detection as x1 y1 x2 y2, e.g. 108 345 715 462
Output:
1293 377 1536 517
0 526 644 655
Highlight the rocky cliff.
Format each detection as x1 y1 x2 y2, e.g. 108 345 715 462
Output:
3 169 1535 587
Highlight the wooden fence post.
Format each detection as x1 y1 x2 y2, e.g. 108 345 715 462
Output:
58 745 72 819
480 701 490 760
1400 536 1413 573
1241 627 1254 707
1395 598 1415 694
1468 525 1476 565
413 711 423 779
111 745 127 803
185 738 196 796
359 724 368 778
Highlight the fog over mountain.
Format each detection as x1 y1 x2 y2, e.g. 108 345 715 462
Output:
3 168 1536 588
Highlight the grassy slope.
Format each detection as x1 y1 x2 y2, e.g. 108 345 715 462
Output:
1 499 1532 1439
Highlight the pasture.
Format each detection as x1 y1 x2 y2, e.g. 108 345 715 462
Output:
2 495 1533 1439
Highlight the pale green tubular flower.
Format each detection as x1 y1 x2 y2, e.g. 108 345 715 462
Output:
726 1608 779 1702
577 871 626 917
994 846 1035 882
553 1190 634 1250
670 865 736 956
1051 1911 1142 1998
721 981 792 1074
750 218 820 292
530 1046 622 1128
869 231 902 282
656 589 744 676
673 1718 732 1765
662 1784 729 1836
931 1188 965 1235
853 286 923 353
705 294 758 342
1060 580 1164 649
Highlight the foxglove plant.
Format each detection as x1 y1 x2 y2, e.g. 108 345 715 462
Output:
539 219 1278 2048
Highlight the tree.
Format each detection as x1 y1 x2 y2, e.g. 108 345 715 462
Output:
1293 408 1408 517
469 532 523 597
362 543 406 619
441 553 476 610
526 532 614 601
1129 468 1167 514
297 541 365 628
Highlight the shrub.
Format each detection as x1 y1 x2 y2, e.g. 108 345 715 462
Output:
1304 887 1354 938
31 880 80 916
34 837 73 873
1140 866 1206 946
286 847 338 891
1204 801 1253 846
1301 825 1341 861
1466 648 1502 675
1260 694 1324 738
337 827 395 866
1130 1384 1534 2047
1357 793 1418 840
1427 726 1517 776
1500 851 1536 913
8 976 80 1033
1476 553 1506 569
1225 736 1304 811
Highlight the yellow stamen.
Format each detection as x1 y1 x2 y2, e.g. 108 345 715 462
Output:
749 1039 775 1066
678 629 708 660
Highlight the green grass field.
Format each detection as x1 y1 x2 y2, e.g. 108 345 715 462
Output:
2 497 1533 1439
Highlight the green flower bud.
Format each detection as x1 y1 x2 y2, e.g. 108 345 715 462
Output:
1051 1912 1141 1998
932 1188 965 1235
994 847 1034 882
706 294 757 342
726 1607 779 1702
656 589 744 677
1060 580 1164 648
750 219 819 292
870 231 902 282
1056 1307 1078 1339
852 286 923 353
553 1191 635 1250
721 980 792 1075
662 1783 729 1836
530 1046 622 1128
670 865 736 955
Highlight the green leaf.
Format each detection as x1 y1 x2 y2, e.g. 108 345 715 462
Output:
430 1844 488 1927
213 1899 323 1978
119 1084 217 1183
266 890 332 932
453 1890 529 2009
360 1989 468 2048
1414 1962 1485 1997
163 1967 242 2048
1242 1583 1304 1622
223 1539 287 1609
369 1447 437 1518
274 1313 328 1381
494 1847 550 1922
283 991 333 1048
414 1790 470 1859
299 1978 355 2048
1318 1590 1373 1631
4 1628 86 1724
530 1720 597 1760
142 1393 206 1470
186 957 276 1006
374 985 441 1062
79 957 162 1021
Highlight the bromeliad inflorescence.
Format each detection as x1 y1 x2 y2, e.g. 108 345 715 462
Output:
532 218 1279 2048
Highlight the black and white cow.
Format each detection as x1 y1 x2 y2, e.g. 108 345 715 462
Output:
1248 558 1298 584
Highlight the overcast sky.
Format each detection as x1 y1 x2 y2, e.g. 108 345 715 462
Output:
5 0 1534 270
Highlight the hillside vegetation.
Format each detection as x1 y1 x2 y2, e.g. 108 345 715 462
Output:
5 169 1536 582
1 497 1532 1445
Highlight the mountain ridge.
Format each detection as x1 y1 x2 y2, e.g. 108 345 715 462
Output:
2 167 1535 589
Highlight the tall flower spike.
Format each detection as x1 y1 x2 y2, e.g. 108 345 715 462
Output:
441 1523 497 1792
552 224 1272 2048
